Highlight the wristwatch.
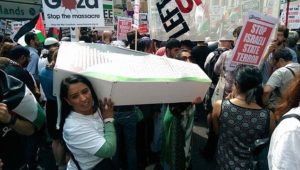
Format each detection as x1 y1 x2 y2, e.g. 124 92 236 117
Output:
104 118 114 123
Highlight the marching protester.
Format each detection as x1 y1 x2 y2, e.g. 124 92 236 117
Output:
263 48 300 111
261 25 298 84
25 32 41 82
161 48 201 170
39 47 68 170
60 75 116 170
0 69 45 170
212 65 276 169
268 73 300 170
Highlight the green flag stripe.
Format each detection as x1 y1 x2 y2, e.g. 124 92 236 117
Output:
33 104 46 129
103 4 112 9
82 71 211 83
36 32 45 43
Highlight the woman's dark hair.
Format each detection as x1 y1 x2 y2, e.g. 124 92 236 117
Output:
275 73 300 120
234 65 263 106
59 74 99 129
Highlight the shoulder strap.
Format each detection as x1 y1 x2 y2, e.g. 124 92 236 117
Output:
286 67 295 77
70 153 82 170
279 114 300 124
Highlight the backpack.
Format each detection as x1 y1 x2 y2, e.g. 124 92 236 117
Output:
204 48 229 85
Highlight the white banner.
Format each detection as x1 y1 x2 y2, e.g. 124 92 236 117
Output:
42 0 104 27
148 0 281 41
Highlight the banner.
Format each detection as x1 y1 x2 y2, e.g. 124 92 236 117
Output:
228 11 278 70
42 0 104 27
11 21 28 34
148 0 280 41
138 13 149 33
280 1 300 29
92 0 114 30
117 17 132 40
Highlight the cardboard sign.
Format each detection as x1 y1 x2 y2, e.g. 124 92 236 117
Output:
132 0 140 28
117 17 132 40
148 0 281 41
228 11 278 70
138 13 148 33
280 1 300 29
42 0 104 27
54 42 211 106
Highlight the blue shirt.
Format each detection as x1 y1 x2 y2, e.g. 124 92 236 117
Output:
27 47 39 81
39 66 56 101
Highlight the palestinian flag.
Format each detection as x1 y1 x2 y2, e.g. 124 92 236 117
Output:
48 27 60 40
13 13 46 45
0 69 45 129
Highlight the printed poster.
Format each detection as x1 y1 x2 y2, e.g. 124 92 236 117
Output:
228 11 278 70
42 0 104 27
133 0 140 28
117 17 132 40
138 13 149 33
280 1 300 29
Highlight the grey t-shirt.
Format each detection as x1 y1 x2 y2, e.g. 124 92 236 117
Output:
266 63 300 108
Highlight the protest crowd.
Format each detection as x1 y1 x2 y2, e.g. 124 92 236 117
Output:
1 1 300 170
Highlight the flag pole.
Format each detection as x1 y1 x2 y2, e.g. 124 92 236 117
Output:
135 29 138 50
285 0 290 27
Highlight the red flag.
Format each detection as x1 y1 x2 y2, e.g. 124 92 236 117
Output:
35 13 46 37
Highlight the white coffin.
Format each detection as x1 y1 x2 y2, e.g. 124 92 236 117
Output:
53 42 211 106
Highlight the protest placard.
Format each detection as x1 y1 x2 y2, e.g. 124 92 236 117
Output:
42 0 104 27
117 17 132 40
132 0 140 28
54 42 211 106
228 11 278 70
148 0 280 41
138 13 148 33
280 1 300 29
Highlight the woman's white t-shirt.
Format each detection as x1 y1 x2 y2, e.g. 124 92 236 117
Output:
63 110 106 170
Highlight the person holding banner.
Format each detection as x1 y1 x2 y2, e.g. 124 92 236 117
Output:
267 73 300 170
261 25 298 84
161 50 202 170
59 74 116 170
